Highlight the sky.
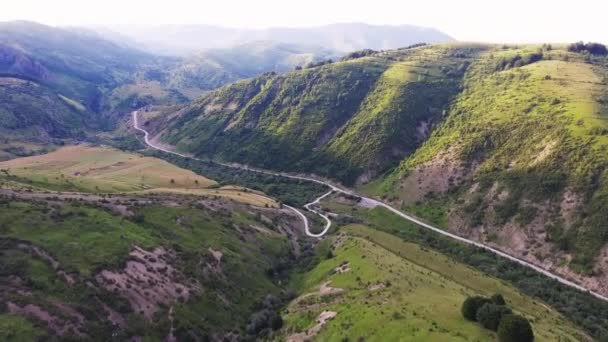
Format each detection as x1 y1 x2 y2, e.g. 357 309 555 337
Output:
1 0 607 43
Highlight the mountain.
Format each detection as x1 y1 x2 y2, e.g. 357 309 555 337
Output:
103 23 454 55
0 21 339 157
0 21 153 108
0 21 160 158
367 44 608 287
144 44 477 183
147 42 608 296
165 41 341 98
0 146 305 341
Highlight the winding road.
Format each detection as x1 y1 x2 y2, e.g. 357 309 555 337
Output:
132 111 608 302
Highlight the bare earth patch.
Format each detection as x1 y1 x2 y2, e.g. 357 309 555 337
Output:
368 282 387 291
287 311 337 342
334 262 350 274
96 246 201 319
397 148 476 205
8 302 84 337
319 281 344 296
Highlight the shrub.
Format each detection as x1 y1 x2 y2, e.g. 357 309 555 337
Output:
476 303 512 331
568 41 608 56
341 49 377 61
491 293 506 305
497 314 534 342
461 296 492 321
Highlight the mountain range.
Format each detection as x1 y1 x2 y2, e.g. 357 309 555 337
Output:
99 22 454 55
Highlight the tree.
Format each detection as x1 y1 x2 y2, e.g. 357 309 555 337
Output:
270 314 283 330
491 293 506 306
568 41 608 56
461 296 492 321
476 303 512 331
497 314 534 342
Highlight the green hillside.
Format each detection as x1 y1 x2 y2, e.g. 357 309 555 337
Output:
368 45 608 276
151 44 482 183
0 22 341 154
0 194 298 340
0 147 322 340
167 41 340 96
139 44 608 312
151 43 608 292
0 76 96 160
280 225 586 341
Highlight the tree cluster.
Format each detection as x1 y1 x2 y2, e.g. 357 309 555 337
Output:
341 49 378 61
494 52 543 71
305 59 334 69
398 42 428 50
461 294 533 341
568 41 608 56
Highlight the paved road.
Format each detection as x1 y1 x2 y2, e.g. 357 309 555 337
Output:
132 111 608 302
132 111 332 237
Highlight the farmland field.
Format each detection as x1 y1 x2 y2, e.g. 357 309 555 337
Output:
0 145 278 207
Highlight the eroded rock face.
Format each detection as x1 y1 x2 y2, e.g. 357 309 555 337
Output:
96 246 201 319
397 147 477 205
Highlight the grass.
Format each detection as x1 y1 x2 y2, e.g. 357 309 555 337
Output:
0 314 45 341
282 225 584 341
322 199 608 338
0 201 158 276
0 145 216 192
0 145 278 207
0 198 294 340
154 44 483 184
365 46 608 271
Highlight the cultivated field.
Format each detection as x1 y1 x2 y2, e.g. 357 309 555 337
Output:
0 145 278 207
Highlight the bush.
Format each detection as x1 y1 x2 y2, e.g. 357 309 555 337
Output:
491 293 506 305
476 303 512 331
497 314 534 342
341 49 377 61
568 41 608 56
461 296 491 321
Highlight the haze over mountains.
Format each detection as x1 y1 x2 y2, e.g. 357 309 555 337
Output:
100 23 454 55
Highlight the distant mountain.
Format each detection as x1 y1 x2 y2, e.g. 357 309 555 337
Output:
0 21 340 148
102 23 454 55
0 21 157 155
166 41 341 96
0 21 154 104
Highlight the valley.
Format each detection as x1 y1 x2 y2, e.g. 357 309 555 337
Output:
0 16 608 341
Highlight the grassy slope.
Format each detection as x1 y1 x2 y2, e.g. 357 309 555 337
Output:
282 225 584 341
321 196 608 338
154 44 484 184
0 314 45 341
0 145 280 207
0 77 93 156
0 145 215 192
366 46 608 271
0 199 292 340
